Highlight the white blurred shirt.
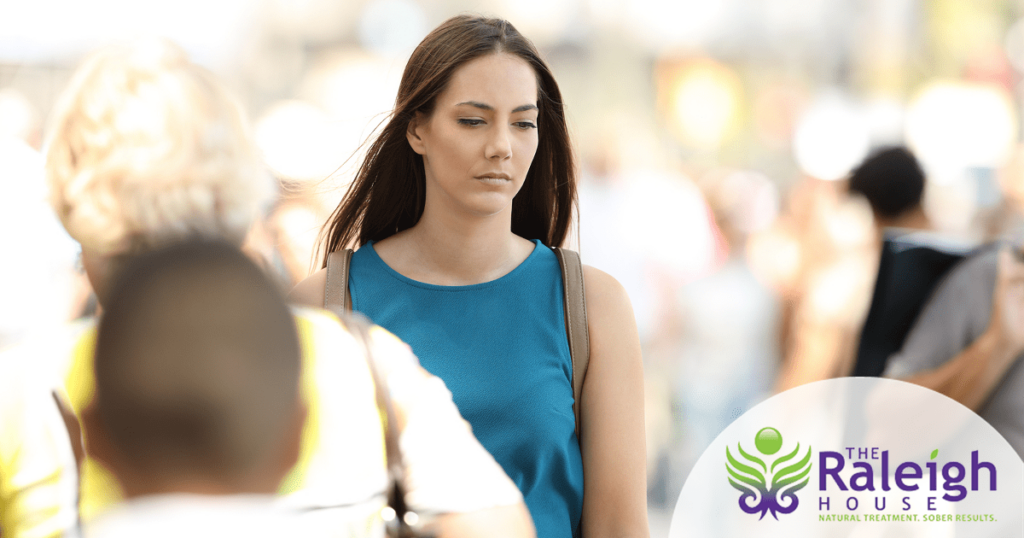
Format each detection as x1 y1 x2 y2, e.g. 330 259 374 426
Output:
0 350 79 538
0 137 79 350
84 495 313 538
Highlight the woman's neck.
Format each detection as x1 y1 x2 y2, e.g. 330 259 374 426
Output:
374 206 535 286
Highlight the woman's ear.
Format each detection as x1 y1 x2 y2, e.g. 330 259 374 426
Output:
406 112 427 155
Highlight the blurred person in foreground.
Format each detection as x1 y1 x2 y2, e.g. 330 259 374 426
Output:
847 147 974 378
1 38 532 537
883 242 1024 460
82 240 308 537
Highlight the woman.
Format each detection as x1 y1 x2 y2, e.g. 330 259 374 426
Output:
291 15 648 538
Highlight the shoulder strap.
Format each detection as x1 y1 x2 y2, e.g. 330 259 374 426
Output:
553 247 590 441
325 249 354 312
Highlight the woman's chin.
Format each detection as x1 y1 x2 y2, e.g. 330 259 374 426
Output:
434 191 518 220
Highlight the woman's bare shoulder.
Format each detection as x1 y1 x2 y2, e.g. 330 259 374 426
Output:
581 265 633 320
580 264 641 369
288 267 327 308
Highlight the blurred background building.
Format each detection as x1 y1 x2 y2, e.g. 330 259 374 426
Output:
3 0 1024 532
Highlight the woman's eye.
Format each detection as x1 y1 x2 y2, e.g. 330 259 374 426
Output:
457 118 484 126
514 121 538 130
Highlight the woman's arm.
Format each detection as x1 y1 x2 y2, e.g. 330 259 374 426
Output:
579 266 649 538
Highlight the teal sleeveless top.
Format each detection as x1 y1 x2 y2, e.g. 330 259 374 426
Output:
349 239 584 538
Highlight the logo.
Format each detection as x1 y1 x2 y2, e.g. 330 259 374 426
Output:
726 426 813 520
673 379 1022 537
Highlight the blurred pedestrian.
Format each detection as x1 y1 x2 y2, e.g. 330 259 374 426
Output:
848 147 974 377
772 178 876 391
884 244 1024 460
83 241 309 537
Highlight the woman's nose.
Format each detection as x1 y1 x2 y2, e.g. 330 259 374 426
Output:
485 125 512 160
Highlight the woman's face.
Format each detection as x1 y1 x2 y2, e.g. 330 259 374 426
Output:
408 52 540 219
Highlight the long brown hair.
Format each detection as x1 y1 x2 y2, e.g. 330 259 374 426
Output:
317 15 576 267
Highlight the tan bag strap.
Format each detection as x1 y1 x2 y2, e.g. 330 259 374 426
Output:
553 247 589 441
325 249 354 312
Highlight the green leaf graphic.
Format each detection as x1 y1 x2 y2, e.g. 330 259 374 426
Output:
774 455 812 490
772 444 813 491
726 447 766 486
726 462 763 490
770 442 800 473
930 449 938 460
728 476 758 498
738 442 768 472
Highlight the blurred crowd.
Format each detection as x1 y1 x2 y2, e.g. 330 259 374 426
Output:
3 0 1024 525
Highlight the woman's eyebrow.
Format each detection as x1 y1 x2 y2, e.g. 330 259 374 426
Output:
455 101 538 113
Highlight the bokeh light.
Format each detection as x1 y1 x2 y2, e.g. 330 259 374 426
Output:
624 0 728 50
905 81 1018 183
0 89 37 142
660 58 744 150
254 100 347 182
1006 18 1024 72
618 170 720 279
497 0 579 47
793 92 871 181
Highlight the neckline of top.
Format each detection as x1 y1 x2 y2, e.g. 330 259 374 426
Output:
363 239 544 291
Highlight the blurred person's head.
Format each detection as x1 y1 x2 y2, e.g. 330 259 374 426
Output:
319 14 575 259
44 39 273 301
847 146 927 227
85 240 303 497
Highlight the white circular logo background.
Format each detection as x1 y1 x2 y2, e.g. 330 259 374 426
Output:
669 378 1024 537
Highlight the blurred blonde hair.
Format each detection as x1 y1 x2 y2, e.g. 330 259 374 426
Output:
45 39 273 256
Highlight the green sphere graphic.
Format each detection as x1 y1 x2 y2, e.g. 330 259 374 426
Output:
755 427 783 455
